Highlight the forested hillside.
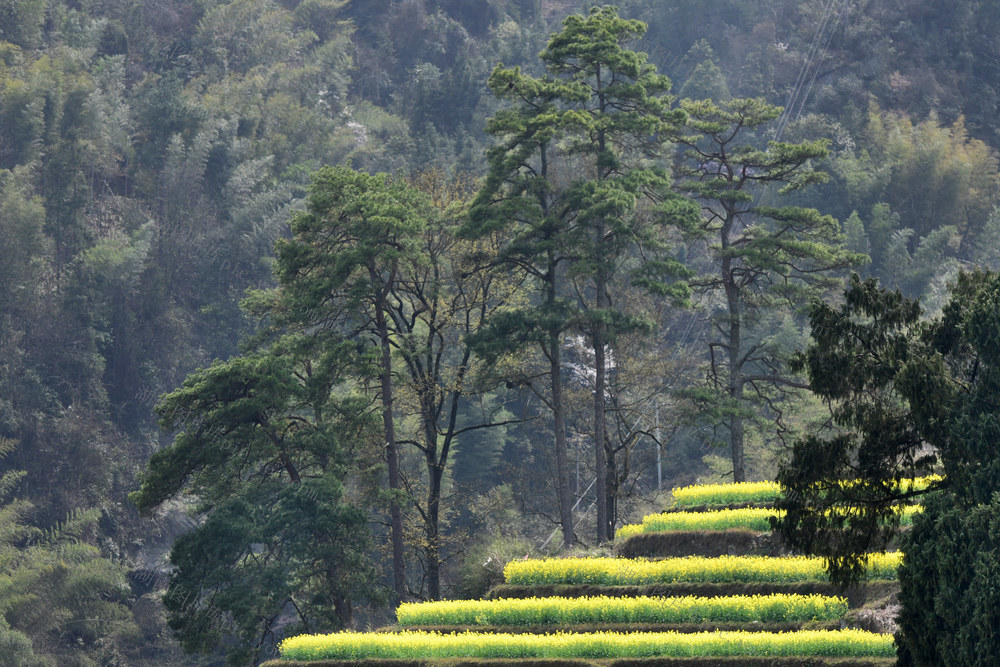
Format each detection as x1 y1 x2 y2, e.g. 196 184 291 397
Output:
1 0 999 664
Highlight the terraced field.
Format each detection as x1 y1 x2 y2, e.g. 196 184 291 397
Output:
267 480 906 666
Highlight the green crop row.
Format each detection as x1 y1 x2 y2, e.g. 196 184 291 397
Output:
279 629 895 660
616 506 922 540
671 476 941 507
503 553 902 586
396 593 848 626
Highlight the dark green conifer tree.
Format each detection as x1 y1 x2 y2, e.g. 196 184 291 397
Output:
672 97 864 482
463 5 697 544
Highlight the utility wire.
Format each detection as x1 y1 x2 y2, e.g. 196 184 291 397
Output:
775 0 841 141
791 0 851 126
539 475 597 551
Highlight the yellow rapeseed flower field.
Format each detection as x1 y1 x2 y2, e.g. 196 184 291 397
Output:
672 480 782 506
671 475 941 506
503 552 902 585
615 505 922 540
279 629 896 660
396 593 848 625
280 477 919 664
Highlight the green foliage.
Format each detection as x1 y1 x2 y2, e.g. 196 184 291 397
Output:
0 167 45 315
276 164 432 602
162 474 377 662
464 5 699 544
775 274 931 584
4 2 1000 663
672 96 865 482
293 0 350 42
777 269 1000 661
895 272 1000 664
275 166 428 318
389 170 521 601
0 616 35 666
0 459 138 666
896 494 1000 667
193 0 310 76
131 164 456 657
132 345 381 662
678 41 731 103
832 107 1000 297
0 0 45 48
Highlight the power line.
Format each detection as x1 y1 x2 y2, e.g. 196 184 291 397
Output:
775 0 842 141
791 0 851 126
539 475 597 551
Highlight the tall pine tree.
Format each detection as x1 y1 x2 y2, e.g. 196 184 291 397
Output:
463 6 696 544
672 97 864 482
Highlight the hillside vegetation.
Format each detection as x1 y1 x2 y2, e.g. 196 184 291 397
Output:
1 0 997 663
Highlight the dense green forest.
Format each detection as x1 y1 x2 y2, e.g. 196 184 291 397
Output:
2 0 1000 664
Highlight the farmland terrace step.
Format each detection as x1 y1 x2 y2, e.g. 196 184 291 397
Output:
613 529 905 559
657 502 778 513
262 656 896 667
383 621 845 634
615 529 787 559
486 581 899 608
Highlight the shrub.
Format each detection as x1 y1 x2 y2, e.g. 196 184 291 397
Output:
896 494 1000 666
454 535 535 600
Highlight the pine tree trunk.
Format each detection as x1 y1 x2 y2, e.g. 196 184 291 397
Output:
548 260 575 549
594 334 609 542
551 340 575 548
426 436 443 601
724 260 746 484
374 281 407 603
722 216 746 483
594 245 610 543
